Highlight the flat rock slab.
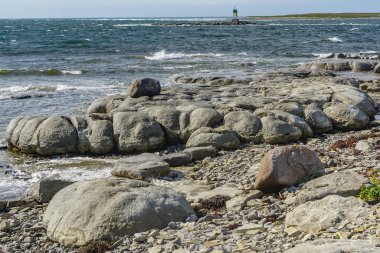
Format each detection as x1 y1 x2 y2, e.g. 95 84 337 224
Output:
285 239 380 253
162 153 191 167
285 195 371 235
183 146 217 161
172 180 242 203
285 171 369 205
112 153 170 180
30 176 75 203
43 177 194 246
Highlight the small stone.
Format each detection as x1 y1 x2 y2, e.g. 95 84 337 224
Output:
236 223 265 234
204 240 221 248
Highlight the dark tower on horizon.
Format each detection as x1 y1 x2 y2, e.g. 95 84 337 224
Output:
233 7 238 19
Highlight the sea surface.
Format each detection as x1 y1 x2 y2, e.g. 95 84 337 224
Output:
0 17 380 200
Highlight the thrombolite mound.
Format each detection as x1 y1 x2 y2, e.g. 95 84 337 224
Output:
5 71 378 156
43 177 194 247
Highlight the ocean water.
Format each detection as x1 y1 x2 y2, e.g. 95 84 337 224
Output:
0 17 380 200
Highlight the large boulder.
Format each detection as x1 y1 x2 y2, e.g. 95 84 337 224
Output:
186 127 240 150
304 105 333 134
352 61 373 72
331 86 376 117
264 102 305 117
36 116 78 156
113 112 165 153
285 195 371 234
7 116 78 155
86 95 125 115
43 178 194 246
144 106 189 144
8 116 46 153
260 116 302 144
224 111 262 143
71 117 115 154
129 78 161 98
254 145 324 192
285 171 369 205
323 103 369 130
285 239 379 253
187 107 223 132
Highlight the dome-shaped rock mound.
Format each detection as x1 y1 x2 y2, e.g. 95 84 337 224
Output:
43 178 194 247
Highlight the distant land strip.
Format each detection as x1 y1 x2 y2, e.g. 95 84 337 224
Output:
247 13 380 20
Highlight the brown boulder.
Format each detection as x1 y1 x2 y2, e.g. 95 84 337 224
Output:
129 78 161 98
254 146 324 192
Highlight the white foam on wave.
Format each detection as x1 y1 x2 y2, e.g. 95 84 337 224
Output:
328 37 343 43
61 70 83 75
360 50 377 54
350 27 359 31
313 53 333 58
0 162 112 200
145 50 224 61
114 24 152 27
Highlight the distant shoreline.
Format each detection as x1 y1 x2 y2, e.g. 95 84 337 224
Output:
247 13 380 20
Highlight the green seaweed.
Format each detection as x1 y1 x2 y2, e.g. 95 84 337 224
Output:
357 173 380 204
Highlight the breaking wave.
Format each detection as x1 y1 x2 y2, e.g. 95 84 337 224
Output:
145 50 224 60
327 37 343 43
0 69 85 76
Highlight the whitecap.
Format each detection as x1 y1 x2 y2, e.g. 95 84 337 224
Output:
238 52 249 56
350 28 359 31
145 50 224 60
313 53 334 58
360 50 377 54
61 70 83 75
328 37 343 43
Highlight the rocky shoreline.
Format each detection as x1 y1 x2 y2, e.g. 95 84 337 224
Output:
1 59 380 252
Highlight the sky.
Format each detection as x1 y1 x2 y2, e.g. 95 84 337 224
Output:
0 0 379 18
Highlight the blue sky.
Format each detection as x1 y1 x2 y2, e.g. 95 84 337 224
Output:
1 0 379 18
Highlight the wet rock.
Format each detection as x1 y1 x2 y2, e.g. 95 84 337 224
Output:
113 112 165 153
162 153 191 167
255 145 324 192
112 153 170 180
260 116 302 144
30 176 75 203
129 78 161 98
183 146 217 161
285 239 379 253
186 127 240 150
285 171 369 205
285 195 371 234
43 178 194 246
323 103 369 130
223 111 262 143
